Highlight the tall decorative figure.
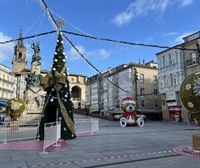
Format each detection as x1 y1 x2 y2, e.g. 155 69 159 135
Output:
23 43 45 120
180 73 200 126
39 32 76 140
180 73 200 151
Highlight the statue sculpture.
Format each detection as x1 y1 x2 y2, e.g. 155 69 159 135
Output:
23 43 46 120
31 43 41 64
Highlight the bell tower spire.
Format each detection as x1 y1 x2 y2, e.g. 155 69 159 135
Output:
12 29 27 72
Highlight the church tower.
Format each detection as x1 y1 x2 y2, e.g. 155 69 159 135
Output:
12 30 27 72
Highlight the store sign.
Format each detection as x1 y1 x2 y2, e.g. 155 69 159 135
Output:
167 102 177 107
166 92 176 101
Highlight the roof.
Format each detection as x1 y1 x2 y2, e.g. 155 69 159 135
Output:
13 68 49 75
68 73 87 78
156 31 200 56
183 31 200 40
87 62 158 83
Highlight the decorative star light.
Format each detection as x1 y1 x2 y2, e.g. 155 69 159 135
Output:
188 102 194 108
11 102 20 110
193 78 200 96
54 59 58 62
64 127 66 131
55 52 57 55
50 98 54 102
52 68 56 71
185 84 191 90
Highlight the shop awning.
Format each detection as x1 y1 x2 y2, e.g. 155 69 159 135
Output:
168 106 181 112
0 99 7 106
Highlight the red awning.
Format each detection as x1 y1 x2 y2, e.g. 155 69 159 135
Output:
168 106 181 112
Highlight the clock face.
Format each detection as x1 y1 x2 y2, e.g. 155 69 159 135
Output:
18 48 22 52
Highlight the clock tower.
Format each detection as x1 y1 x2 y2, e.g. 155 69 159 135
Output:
12 30 27 72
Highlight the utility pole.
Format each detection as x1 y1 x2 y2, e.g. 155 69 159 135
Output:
133 67 138 109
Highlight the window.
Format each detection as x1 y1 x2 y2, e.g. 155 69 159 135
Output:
154 89 158 95
141 100 145 107
140 88 145 96
153 75 157 83
172 74 177 86
165 55 169 66
192 53 197 64
169 54 172 65
140 74 144 83
18 52 22 60
155 100 158 107
166 75 171 88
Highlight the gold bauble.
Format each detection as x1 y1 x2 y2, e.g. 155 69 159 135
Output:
7 98 25 121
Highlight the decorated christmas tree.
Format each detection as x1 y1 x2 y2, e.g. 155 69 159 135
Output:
39 31 76 140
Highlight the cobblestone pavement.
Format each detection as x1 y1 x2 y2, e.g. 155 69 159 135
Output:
0 114 199 168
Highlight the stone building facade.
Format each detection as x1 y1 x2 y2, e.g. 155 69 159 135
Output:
68 74 87 109
157 49 186 122
86 62 161 120
156 31 200 122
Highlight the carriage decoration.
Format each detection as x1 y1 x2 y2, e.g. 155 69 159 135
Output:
119 97 145 127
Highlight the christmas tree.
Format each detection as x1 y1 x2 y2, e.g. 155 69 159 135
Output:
39 31 76 140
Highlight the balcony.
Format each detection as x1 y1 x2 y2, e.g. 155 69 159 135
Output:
186 57 200 66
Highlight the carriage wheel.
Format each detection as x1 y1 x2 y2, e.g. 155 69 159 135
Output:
120 117 127 127
137 117 144 127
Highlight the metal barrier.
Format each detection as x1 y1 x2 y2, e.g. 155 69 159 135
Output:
75 118 99 135
42 121 61 153
0 121 39 144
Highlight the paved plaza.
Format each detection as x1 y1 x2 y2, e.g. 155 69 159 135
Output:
0 114 199 168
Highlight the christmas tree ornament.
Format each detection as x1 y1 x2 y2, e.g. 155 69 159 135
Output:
6 98 25 121
39 31 76 140
180 73 200 126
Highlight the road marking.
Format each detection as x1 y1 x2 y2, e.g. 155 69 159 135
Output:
18 149 175 168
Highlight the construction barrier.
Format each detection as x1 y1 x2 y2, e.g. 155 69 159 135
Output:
0 121 39 144
75 118 99 135
42 121 61 153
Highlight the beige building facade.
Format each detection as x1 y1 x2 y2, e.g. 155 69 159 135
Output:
68 74 87 109
136 62 161 120
86 62 161 120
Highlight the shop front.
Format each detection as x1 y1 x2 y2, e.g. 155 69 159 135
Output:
168 106 182 122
